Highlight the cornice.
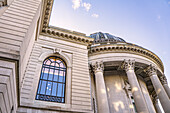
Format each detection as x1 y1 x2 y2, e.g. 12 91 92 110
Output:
89 43 164 72
40 0 94 45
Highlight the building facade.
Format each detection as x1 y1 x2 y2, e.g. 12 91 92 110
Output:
0 0 170 113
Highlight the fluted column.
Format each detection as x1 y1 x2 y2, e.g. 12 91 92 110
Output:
145 65 170 113
153 98 162 113
91 61 110 113
160 74 170 99
123 60 149 113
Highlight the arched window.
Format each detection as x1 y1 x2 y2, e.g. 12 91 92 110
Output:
36 56 66 103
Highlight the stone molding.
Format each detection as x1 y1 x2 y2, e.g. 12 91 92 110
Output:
40 0 93 45
91 61 104 73
144 65 157 77
38 48 72 68
89 44 164 72
160 74 168 85
122 59 135 71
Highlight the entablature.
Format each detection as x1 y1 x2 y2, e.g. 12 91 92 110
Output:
89 43 164 72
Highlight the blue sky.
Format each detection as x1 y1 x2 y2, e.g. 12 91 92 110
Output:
49 0 170 88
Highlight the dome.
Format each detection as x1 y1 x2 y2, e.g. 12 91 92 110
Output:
90 32 126 44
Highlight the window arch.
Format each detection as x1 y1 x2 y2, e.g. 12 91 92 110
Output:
36 56 66 103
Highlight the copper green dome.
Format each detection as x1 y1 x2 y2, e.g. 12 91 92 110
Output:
90 32 126 44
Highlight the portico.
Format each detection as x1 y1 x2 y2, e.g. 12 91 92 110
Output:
89 32 170 113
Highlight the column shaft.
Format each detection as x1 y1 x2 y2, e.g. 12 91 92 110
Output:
126 70 149 113
92 61 110 113
149 75 170 113
160 75 170 98
163 84 170 98
124 60 149 113
95 71 110 113
154 99 162 113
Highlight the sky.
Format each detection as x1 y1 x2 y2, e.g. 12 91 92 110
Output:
49 1 170 109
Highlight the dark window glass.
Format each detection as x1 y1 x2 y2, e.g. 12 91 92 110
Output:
35 56 66 103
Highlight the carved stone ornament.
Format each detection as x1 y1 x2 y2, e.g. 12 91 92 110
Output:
123 80 131 98
160 74 168 85
122 59 135 71
91 61 104 73
144 65 157 77
88 63 93 75
54 48 62 54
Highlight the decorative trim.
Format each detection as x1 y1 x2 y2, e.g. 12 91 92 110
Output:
144 65 157 77
40 0 94 45
38 51 72 68
122 59 135 71
91 61 104 73
160 74 168 85
89 44 164 72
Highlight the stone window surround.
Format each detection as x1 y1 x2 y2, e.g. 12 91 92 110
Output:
32 50 72 109
35 56 67 103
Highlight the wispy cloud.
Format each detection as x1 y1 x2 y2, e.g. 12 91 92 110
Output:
168 1 170 4
157 15 161 20
72 0 82 10
72 0 91 12
82 2 91 12
92 14 99 18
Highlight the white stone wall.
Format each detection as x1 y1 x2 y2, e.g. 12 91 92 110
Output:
0 60 17 113
104 71 130 113
0 0 42 86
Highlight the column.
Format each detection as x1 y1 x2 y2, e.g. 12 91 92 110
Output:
91 61 110 113
153 98 162 113
145 65 170 113
160 74 170 98
123 60 149 113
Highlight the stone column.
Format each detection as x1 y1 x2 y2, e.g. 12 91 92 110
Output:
153 98 162 113
91 61 110 113
145 65 170 113
160 74 170 99
123 60 149 113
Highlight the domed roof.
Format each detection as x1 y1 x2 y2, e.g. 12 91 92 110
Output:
90 32 126 44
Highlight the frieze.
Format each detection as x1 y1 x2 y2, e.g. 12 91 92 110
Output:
89 44 164 72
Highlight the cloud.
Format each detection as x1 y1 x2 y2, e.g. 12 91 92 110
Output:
168 1 170 4
72 0 82 10
82 2 91 11
157 15 161 20
91 14 99 18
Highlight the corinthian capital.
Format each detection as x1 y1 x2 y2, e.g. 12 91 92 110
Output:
160 74 168 85
122 59 135 71
144 65 157 77
91 61 104 73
